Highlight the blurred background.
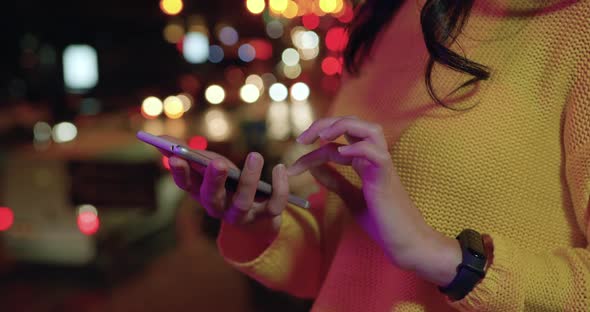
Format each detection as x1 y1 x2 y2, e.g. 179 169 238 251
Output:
0 0 353 311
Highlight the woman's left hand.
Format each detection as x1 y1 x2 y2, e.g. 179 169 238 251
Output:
287 116 462 287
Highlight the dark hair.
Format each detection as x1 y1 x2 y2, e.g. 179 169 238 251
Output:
344 0 490 107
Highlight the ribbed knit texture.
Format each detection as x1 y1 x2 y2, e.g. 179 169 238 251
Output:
218 0 590 311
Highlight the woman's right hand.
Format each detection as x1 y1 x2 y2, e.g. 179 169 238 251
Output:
160 137 289 241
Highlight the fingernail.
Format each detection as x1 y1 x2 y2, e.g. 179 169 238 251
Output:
247 153 259 169
338 146 349 153
277 164 286 178
318 130 328 139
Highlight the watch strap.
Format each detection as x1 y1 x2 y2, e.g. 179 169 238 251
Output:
439 229 487 301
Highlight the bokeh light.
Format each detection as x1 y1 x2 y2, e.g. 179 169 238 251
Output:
281 48 300 66
0 207 14 231
177 93 193 112
164 96 184 119
34 121 52 142
208 45 224 63
142 96 164 118
205 85 226 104
301 31 320 49
333 0 345 14
337 4 354 23
245 74 265 92
269 0 289 13
52 122 78 143
326 27 349 52
63 45 99 92
266 21 284 39
183 32 209 64
189 135 208 150
302 14 320 30
250 39 273 60
77 204 98 216
240 84 261 103
269 83 288 102
321 56 342 75
77 211 99 235
238 44 256 62
160 0 183 15
319 0 337 13
290 82 310 101
218 26 239 46
246 0 265 14
299 46 320 60
283 1 299 18
283 63 302 79
163 21 185 44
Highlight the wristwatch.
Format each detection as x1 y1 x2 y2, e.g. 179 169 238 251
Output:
439 229 487 301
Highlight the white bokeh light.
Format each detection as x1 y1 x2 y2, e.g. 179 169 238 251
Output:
281 48 300 66
205 85 226 104
183 32 209 64
290 82 310 101
63 45 99 92
142 96 164 118
52 122 78 143
240 84 261 103
269 83 288 102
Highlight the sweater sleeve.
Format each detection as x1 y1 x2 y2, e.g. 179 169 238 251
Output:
450 61 590 311
216 189 329 299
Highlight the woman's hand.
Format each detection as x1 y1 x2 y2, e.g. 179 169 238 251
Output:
287 117 462 287
160 136 289 245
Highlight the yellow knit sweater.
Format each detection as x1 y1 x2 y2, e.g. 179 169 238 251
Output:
218 0 590 311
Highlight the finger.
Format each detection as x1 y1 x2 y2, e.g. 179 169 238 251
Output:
266 164 289 216
308 164 364 214
317 118 387 149
287 143 352 176
225 152 264 224
338 141 391 167
297 116 358 144
169 156 194 191
199 158 230 218
169 156 204 204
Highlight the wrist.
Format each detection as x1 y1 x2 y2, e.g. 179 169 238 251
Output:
410 229 463 287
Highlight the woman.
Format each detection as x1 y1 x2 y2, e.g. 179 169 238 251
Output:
165 0 590 310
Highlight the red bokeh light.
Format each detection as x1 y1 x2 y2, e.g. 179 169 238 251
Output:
77 211 99 235
162 156 171 170
189 136 208 150
321 56 342 76
325 27 349 52
0 207 14 231
337 5 354 23
250 39 273 60
302 14 320 30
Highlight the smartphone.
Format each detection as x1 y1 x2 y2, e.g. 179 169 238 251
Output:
137 131 310 209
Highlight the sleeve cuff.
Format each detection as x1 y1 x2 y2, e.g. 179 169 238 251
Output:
217 205 322 296
448 233 525 311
